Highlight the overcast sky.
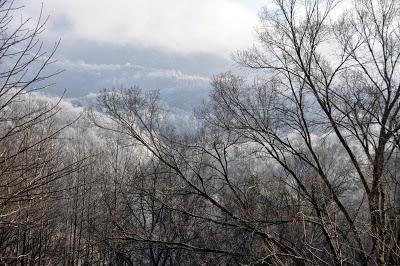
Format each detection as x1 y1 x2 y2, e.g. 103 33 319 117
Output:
18 0 266 110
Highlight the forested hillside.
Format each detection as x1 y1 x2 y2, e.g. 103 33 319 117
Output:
1 0 400 265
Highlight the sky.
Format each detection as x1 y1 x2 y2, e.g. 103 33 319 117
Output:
18 0 266 111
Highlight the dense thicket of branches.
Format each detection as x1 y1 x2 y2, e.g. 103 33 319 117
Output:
0 0 79 264
2 0 400 265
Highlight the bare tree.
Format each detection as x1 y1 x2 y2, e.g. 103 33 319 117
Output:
94 88 310 265
229 0 400 264
95 0 400 265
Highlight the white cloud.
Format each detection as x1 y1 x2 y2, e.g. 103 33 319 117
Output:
22 0 259 56
56 59 210 84
146 69 210 83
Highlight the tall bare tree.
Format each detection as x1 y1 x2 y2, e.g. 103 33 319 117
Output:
231 0 400 264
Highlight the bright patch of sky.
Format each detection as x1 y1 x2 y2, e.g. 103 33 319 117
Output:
21 0 265 56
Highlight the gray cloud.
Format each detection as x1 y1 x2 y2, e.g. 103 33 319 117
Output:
44 58 211 112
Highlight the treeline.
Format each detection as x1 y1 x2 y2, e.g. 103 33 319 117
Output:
1 0 400 265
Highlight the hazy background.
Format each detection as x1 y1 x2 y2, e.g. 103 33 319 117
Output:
17 0 266 112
